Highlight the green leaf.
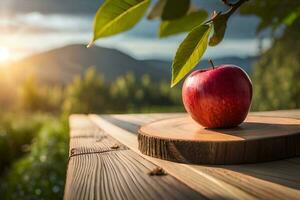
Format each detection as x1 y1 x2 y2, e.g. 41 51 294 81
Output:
282 7 300 26
162 0 190 20
90 0 150 45
159 10 208 38
209 15 227 46
171 24 212 87
147 0 167 20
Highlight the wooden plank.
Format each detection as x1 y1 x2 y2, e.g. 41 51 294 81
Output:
64 115 205 200
90 110 300 200
65 151 205 200
69 115 129 156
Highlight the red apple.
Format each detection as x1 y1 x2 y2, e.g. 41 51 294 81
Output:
182 64 252 128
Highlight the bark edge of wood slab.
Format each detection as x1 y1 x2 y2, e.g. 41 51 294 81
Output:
138 115 300 165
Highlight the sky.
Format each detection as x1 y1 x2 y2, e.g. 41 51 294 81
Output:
0 0 271 64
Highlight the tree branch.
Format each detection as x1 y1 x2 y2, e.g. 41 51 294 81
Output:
221 0 234 7
223 0 248 18
205 0 248 24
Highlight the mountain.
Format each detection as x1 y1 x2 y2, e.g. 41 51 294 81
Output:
6 44 255 86
8 44 170 85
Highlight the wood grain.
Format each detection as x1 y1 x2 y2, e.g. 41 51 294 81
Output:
64 115 205 200
138 115 300 164
89 111 300 200
90 114 257 199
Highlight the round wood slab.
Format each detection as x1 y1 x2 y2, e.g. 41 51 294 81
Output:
138 115 300 164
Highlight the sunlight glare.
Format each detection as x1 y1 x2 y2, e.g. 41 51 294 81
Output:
0 47 12 63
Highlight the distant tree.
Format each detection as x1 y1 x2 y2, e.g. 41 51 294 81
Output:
110 73 182 112
0 71 17 111
159 81 182 105
63 67 183 114
20 76 64 113
63 67 108 114
109 72 139 111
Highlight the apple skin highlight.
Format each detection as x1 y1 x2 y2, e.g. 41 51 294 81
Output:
182 65 253 129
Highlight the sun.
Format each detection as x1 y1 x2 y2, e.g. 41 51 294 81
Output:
0 47 12 64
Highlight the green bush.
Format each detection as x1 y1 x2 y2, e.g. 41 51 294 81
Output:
20 76 64 114
63 67 183 115
63 67 109 114
0 118 68 200
0 113 52 171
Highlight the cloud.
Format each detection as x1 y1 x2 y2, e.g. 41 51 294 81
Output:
0 12 93 33
0 12 269 62
95 36 271 60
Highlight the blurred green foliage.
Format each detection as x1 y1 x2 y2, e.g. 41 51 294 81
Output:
63 67 182 114
0 113 52 171
0 117 68 200
20 76 64 114
240 0 300 33
251 20 300 111
0 70 17 111
108 72 181 112
240 0 300 111
63 67 108 114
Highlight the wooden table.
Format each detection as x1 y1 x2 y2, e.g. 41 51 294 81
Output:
64 110 300 200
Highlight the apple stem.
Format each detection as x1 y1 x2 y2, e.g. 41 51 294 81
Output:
209 59 215 69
